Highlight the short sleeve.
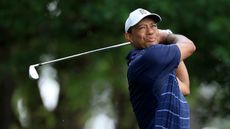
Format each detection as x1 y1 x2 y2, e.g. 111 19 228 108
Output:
143 44 181 77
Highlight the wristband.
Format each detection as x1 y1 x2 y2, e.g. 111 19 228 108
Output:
166 29 173 34
165 29 173 44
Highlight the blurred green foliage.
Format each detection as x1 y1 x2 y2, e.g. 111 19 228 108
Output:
0 0 230 129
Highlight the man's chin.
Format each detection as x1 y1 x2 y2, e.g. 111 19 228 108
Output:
141 42 156 48
147 42 158 46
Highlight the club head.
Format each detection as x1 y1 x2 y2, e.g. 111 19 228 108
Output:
29 65 39 79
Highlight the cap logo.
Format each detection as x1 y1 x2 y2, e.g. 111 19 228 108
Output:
139 9 147 15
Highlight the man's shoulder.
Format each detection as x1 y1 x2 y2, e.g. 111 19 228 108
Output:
142 44 180 65
145 44 179 56
146 44 178 50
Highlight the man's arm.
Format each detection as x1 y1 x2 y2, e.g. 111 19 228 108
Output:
176 61 190 96
167 33 196 61
158 30 195 95
158 29 196 60
168 34 195 95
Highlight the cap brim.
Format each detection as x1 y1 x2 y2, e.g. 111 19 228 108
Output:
146 14 162 23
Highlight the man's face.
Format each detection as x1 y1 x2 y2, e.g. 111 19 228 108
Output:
125 17 160 49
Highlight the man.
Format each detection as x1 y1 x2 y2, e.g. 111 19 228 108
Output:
125 8 196 129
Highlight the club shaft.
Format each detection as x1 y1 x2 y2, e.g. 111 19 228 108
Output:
37 42 130 66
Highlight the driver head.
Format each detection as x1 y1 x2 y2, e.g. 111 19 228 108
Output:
29 65 39 79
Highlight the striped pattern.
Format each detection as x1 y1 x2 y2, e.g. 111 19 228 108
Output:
126 45 190 129
151 74 190 129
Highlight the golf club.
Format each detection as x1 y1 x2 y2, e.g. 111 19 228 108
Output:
29 42 130 80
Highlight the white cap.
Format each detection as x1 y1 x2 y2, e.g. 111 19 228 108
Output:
125 8 162 32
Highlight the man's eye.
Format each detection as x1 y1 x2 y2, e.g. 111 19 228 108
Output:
151 24 157 28
138 26 146 30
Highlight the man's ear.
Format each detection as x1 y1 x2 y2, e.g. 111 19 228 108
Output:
124 32 133 42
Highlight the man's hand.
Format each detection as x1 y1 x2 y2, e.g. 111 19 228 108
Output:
158 29 173 44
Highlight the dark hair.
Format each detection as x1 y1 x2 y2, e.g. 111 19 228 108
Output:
127 27 132 33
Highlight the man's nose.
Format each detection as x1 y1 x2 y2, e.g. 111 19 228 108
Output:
147 26 155 34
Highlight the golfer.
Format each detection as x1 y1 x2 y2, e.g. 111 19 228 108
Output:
125 8 196 129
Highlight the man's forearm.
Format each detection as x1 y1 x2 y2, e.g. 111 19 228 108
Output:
176 61 190 96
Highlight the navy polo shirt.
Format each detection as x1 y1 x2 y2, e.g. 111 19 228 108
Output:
126 44 190 129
